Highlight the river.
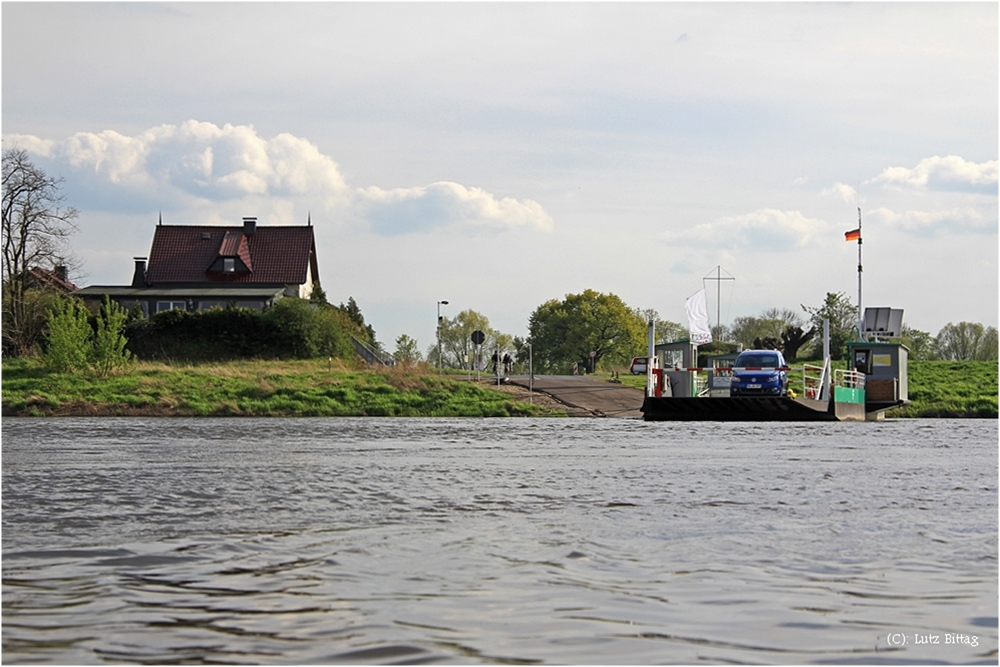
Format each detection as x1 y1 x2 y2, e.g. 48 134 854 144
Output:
3 417 996 664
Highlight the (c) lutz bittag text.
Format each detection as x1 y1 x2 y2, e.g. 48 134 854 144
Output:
886 632 980 648
913 633 979 647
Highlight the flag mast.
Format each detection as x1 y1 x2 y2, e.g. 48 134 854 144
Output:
844 211 864 340
856 207 863 341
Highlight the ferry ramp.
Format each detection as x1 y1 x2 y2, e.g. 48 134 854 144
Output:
507 375 645 418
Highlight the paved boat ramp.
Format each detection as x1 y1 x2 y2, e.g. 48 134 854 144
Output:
506 375 644 418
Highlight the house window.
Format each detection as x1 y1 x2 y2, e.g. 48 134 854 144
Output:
223 257 236 273
156 301 187 313
198 301 226 311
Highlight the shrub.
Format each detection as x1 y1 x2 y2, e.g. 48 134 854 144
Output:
43 296 92 372
262 298 321 358
123 298 357 362
91 296 133 377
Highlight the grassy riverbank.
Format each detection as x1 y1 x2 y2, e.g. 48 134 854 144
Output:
605 360 997 418
1 359 564 417
886 360 997 418
3 358 995 418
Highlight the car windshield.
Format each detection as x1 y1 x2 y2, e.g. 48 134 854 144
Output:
737 355 778 368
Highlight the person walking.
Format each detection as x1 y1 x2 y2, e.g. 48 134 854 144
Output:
502 353 512 375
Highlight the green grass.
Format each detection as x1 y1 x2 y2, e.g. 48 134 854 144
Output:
5 358 995 419
599 360 998 418
887 360 997 418
1 358 564 418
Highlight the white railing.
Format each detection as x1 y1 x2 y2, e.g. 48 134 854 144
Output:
834 368 865 390
801 360 829 400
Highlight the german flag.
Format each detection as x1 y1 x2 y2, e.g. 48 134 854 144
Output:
844 228 861 242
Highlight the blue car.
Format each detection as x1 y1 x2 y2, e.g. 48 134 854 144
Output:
730 350 788 397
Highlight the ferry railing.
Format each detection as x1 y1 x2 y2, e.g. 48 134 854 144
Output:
801 362 828 400
834 368 865 390
656 365 805 398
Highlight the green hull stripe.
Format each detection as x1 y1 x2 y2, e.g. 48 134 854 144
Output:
834 386 866 405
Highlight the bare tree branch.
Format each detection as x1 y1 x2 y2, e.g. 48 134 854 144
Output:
2 147 80 355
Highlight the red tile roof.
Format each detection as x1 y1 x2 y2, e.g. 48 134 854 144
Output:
145 225 316 285
26 267 78 293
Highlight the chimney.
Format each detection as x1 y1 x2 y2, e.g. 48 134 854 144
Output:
243 217 257 235
132 257 147 288
54 265 68 283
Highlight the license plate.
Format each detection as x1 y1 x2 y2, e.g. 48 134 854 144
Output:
747 383 761 389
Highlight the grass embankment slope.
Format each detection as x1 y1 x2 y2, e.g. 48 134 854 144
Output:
888 360 997 418
1 359 564 418
606 360 997 418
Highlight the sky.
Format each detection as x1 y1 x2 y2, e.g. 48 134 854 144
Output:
3 2 997 355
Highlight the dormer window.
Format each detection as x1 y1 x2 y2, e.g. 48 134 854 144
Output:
223 258 236 273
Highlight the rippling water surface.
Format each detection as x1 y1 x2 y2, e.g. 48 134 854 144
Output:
3 417 997 664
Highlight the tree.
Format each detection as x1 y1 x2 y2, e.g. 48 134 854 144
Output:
780 326 815 361
1 283 61 356
761 307 805 329
982 327 999 361
309 283 328 306
43 296 92 373
394 334 422 365
428 309 512 370
512 335 530 372
91 295 133 377
528 290 646 373
726 309 813 359
336 296 377 346
2 148 80 355
635 308 686 345
802 292 857 360
900 324 935 361
729 315 785 350
935 322 999 361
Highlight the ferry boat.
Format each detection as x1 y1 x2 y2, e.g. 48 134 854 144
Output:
640 332 909 422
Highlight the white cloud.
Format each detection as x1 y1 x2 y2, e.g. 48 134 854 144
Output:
868 206 997 236
5 121 351 205
357 182 554 235
4 122 555 236
3 134 57 157
821 182 857 204
63 129 149 187
868 155 998 193
661 208 829 251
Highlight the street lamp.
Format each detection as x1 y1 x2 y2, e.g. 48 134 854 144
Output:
528 342 533 404
437 300 449 370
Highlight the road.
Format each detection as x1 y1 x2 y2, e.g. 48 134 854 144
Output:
506 375 645 418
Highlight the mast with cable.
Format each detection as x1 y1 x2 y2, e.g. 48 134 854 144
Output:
703 266 735 353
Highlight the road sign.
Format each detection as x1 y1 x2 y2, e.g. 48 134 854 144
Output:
590 350 597 358
471 330 486 345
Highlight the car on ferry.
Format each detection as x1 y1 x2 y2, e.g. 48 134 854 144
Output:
629 357 648 375
730 350 788 397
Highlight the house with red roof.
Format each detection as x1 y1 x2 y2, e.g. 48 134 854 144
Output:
77 217 319 316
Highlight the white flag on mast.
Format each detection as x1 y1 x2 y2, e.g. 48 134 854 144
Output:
686 289 713 345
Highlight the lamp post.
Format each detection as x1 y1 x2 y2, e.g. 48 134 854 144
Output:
528 342 533 404
437 300 449 370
